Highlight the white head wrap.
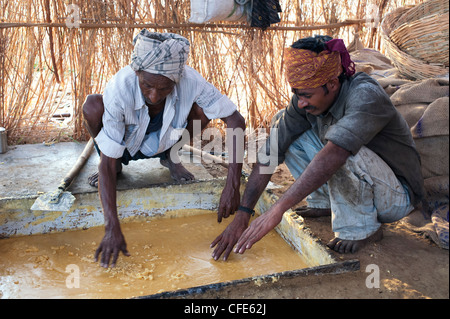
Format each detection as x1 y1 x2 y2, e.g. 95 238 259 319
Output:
130 29 190 83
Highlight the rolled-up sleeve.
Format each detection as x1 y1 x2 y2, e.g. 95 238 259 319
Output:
95 95 127 159
325 84 396 155
195 81 237 120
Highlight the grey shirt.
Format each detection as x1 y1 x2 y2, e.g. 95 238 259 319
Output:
258 72 425 206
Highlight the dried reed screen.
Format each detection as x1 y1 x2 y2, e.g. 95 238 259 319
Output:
0 0 423 144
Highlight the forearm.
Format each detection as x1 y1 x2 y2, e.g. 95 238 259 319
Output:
233 142 351 255
225 110 245 181
223 110 246 189
241 163 273 209
98 154 120 231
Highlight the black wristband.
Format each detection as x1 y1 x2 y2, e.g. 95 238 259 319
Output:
238 205 255 216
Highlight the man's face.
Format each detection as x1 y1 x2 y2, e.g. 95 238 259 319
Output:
292 79 340 116
137 71 175 106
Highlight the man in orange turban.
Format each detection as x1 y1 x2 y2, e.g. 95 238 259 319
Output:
212 35 425 259
284 37 355 90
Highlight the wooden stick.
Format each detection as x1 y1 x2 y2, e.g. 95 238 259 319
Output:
0 19 374 31
44 0 60 83
182 144 229 168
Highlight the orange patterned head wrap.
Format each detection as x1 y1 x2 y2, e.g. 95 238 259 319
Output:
285 39 355 90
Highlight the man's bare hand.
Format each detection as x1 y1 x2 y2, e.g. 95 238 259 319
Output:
211 212 250 261
94 229 130 268
234 210 283 255
217 184 240 223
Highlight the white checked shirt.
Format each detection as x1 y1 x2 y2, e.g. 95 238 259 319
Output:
95 65 237 159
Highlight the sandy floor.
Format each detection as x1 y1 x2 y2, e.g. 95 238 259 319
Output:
198 163 449 299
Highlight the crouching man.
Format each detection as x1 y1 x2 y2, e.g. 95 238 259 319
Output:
211 35 425 260
83 30 245 268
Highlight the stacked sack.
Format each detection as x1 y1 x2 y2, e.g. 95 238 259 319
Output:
349 40 449 249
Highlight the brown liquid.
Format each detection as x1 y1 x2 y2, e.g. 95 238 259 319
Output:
0 210 308 299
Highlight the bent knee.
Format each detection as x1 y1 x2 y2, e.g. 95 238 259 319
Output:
82 94 104 122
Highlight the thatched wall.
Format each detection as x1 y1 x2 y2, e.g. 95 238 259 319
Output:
0 0 423 144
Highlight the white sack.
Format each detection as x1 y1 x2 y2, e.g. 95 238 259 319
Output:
189 0 250 23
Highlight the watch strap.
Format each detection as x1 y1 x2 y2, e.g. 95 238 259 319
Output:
238 205 255 216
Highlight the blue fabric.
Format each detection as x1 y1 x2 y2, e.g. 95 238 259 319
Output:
284 129 414 241
433 204 449 249
93 108 167 165
146 108 164 134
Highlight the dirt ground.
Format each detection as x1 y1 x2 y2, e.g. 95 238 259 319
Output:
199 162 449 299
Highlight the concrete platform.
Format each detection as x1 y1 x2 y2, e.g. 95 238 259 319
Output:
0 142 359 299
0 141 213 200
0 141 216 238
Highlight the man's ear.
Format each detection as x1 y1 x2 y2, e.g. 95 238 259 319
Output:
327 77 340 93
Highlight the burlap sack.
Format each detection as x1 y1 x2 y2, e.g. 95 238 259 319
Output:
390 78 449 106
350 48 397 78
410 97 449 139
349 44 449 249
396 103 428 128
388 80 449 181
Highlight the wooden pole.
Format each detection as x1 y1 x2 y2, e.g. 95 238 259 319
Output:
0 19 373 31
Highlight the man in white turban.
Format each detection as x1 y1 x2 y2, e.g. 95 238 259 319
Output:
130 30 190 83
82 29 245 268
